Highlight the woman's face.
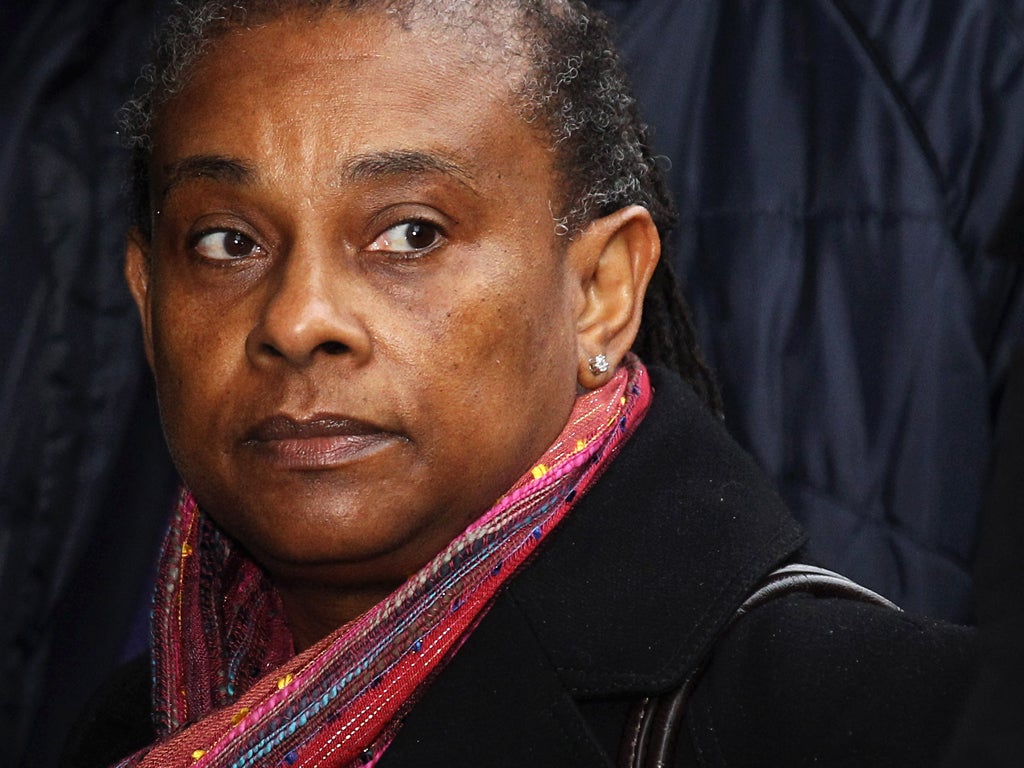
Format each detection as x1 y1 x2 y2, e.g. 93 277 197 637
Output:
131 11 586 595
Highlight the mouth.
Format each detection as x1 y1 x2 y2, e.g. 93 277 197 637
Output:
243 414 403 469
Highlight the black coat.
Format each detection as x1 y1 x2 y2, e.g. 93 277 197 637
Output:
65 369 975 767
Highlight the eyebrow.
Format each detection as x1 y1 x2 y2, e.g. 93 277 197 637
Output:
157 149 479 201
159 155 255 201
341 149 479 194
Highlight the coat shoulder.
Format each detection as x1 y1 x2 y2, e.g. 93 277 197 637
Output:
688 593 976 767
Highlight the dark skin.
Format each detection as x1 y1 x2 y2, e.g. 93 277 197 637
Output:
126 9 660 651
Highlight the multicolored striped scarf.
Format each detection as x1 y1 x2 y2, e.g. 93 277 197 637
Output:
120 358 651 768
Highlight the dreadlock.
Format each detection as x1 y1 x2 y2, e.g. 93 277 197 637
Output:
120 0 721 412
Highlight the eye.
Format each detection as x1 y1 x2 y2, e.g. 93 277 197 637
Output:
190 229 261 261
367 220 444 255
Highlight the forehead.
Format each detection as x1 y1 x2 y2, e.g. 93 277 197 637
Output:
150 9 547 188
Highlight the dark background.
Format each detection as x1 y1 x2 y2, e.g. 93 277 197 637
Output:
2 1 1022 765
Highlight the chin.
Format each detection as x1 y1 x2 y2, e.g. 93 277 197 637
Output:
226 503 436 578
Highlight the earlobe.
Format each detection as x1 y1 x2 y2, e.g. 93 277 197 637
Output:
569 206 660 388
125 228 156 369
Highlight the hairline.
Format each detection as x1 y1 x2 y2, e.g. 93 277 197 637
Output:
132 3 580 237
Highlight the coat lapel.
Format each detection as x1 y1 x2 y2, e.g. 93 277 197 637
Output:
506 368 806 697
382 594 615 766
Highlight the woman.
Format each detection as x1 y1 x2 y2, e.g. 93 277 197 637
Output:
67 0 973 765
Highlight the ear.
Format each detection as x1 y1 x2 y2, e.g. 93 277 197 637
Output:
125 228 156 370
568 205 660 388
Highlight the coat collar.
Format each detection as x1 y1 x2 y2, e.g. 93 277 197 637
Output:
385 368 804 763
506 366 805 696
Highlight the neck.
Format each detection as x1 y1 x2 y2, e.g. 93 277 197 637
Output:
277 580 399 652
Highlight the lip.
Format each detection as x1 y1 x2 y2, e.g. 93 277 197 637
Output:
243 414 402 469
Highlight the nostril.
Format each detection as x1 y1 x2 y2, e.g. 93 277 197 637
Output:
319 341 348 356
261 342 286 358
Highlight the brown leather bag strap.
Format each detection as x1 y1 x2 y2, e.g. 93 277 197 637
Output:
617 564 899 768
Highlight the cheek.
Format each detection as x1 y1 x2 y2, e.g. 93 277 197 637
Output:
432 288 556 373
148 287 241 453
424 268 579 411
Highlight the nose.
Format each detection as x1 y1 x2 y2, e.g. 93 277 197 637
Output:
246 245 370 368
